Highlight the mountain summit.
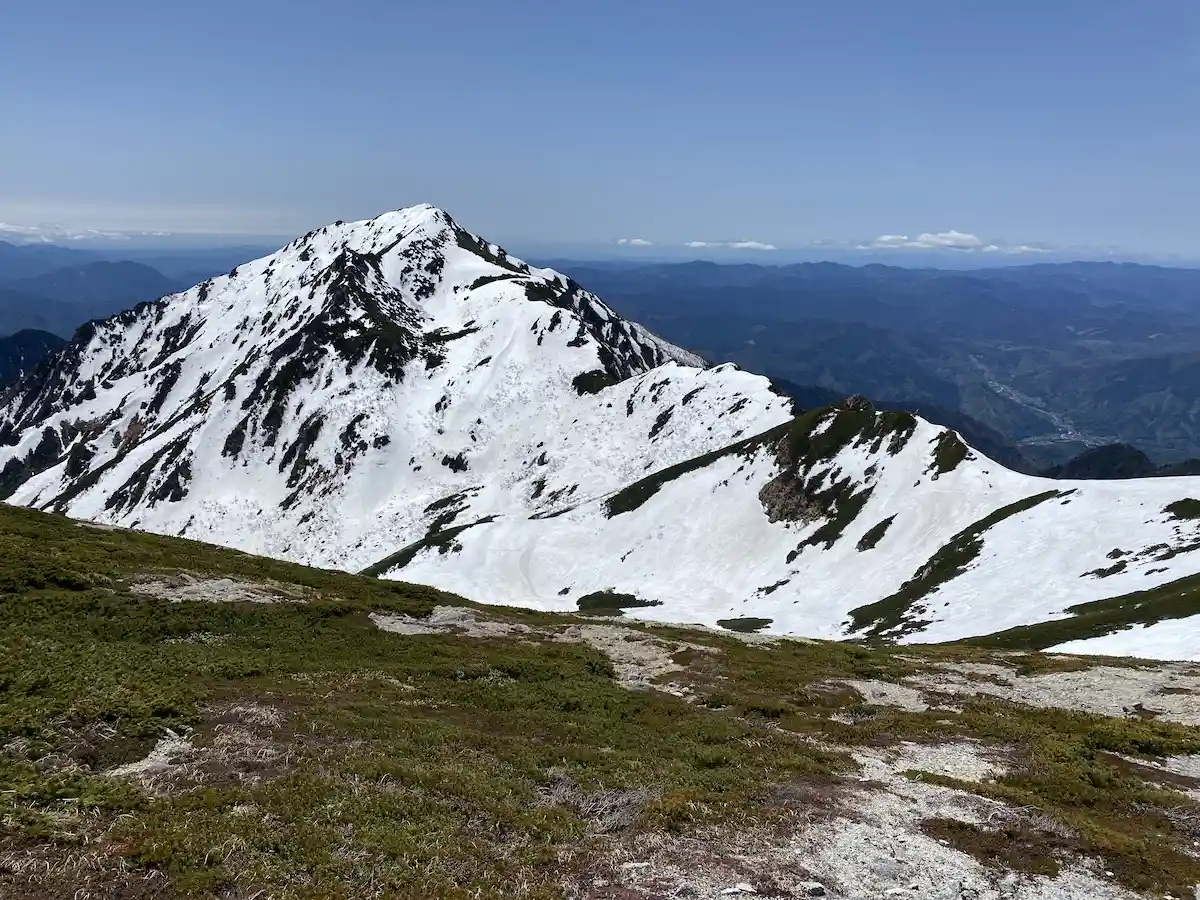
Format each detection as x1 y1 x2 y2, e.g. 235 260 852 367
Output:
0 205 787 565
1 206 1198 655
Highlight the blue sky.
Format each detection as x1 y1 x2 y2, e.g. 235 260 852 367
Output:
2 0 1198 257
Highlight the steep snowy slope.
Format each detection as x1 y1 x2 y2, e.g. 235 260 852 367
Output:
1 205 1198 655
385 400 1200 654
0 205 790 570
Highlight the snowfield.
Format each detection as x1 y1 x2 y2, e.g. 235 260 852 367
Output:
399 413 1200 649
1 205 1198 655
1048 618 1200 661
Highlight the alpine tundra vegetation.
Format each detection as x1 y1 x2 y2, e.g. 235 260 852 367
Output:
4 503 1200 899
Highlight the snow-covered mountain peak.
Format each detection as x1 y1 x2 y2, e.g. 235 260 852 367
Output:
4 206 1200 658
0 205 783 571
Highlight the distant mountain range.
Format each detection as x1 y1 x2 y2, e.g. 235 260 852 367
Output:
0 240 275 339
0 329 65 387
0 261 182 336
1040 443 1200 479
557 259 1200 467
0 262 180 337
0 239 277 282
0 240 93 280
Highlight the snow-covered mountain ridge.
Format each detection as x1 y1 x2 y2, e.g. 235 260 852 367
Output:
393 396 1200 654
1 205 1198 656
0 205 787 566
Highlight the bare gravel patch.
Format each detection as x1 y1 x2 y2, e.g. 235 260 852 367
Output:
132 572 311 604
371 604 535 638
105 729 195 787
883 740 1012 784
564 741 1135 900
371 606 715 693
837 679 934 713
909 662 1200 725
785 744 1139 900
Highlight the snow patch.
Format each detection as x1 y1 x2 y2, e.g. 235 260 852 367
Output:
1050 618 1200 661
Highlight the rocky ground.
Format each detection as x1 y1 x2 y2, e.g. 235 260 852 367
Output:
366 606 1200 900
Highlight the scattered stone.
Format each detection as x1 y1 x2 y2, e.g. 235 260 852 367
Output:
371 605 533 638
908 661 1200 726
837 679 931 713
132 572 309 604
76 520 126 532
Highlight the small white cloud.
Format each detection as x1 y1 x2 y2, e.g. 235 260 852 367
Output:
684 239 776 251
0 223 49 239
921 230 984 250
980 242 1050 254
868 234 911 247
865 230 984 251
727 240 777 251
616 237 653 246
0 222 144 243
860 231 1052 254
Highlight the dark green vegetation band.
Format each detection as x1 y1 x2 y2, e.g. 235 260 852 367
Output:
966 568 1200 650
848 490 1067 640
357 516 496 577
576 590 663 613
715 617 774 633
604 421 790 517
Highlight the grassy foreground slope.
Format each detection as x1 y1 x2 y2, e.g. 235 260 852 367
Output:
3 504 1200 898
